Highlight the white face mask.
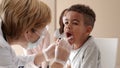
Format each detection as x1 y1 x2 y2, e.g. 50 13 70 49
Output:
27 28 46 49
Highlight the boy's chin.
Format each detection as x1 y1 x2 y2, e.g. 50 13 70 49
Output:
68 39 74 45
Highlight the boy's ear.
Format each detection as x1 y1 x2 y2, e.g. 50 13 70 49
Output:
86 26 92 35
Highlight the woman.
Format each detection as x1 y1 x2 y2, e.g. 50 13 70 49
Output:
0 0 53 67
0 0 70 68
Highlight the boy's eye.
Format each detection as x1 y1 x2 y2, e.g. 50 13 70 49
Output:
72 21 79 25
63 21 68 25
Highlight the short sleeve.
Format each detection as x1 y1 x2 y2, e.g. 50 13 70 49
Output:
15 54 36 66
81 45 101 68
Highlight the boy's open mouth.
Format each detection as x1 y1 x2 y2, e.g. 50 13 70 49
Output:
66 32 73 40
65 32 73 44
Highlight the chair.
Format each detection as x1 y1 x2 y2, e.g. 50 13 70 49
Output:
95 38 118 68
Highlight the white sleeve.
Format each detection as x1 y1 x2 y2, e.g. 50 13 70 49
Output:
15 54 36 66
0 45 35 68
0 47 13 66
81 45 101 68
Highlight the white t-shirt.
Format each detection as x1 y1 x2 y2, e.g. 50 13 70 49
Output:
66 36 101 68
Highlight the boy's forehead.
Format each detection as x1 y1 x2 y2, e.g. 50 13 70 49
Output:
65 11 83 20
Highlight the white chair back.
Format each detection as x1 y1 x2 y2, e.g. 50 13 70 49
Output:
95 38 118 68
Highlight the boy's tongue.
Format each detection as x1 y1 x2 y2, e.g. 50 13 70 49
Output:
66 32 73 44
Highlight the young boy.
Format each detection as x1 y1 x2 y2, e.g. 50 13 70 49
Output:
63 4 101 68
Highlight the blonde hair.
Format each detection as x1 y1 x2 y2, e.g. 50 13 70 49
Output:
0 0 51 39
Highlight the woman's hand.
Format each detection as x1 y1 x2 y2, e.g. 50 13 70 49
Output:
50 38 72 68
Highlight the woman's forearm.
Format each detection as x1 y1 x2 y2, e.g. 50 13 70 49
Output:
50 62 63 68
34 51 46 66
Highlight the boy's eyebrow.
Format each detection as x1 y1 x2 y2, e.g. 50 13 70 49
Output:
72 19 80 22
64 18 80 23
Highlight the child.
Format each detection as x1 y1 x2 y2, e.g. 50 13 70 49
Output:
64 4 101 68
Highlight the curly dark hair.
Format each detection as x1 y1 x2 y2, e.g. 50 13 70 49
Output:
68 4 96 28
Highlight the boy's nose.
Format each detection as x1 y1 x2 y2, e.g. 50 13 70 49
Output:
66 23 72 30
